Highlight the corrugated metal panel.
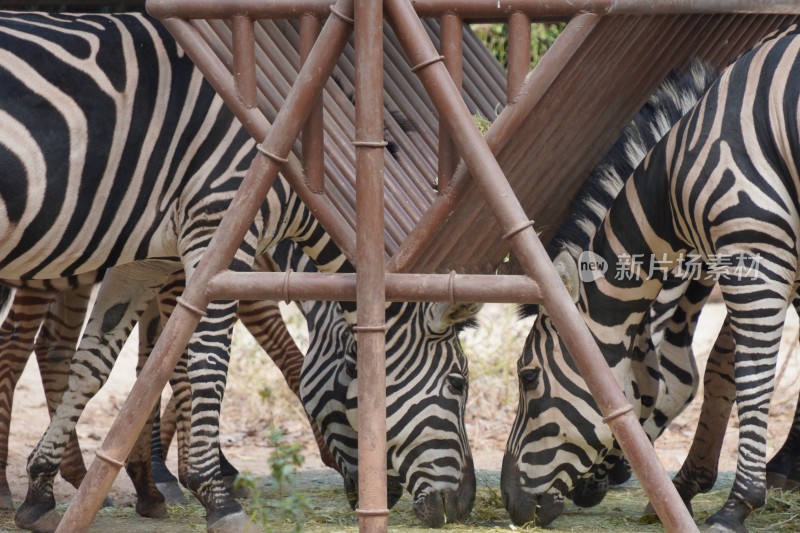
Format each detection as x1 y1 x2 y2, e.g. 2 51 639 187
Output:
394 14 797 274
191 17 506 260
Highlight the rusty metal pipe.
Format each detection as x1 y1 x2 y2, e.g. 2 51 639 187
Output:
354 0 389 530
147 0 800 21
301 14 325 194
60 2 356 530
58 151 282 532
507 11 531 102
180 15 360 263
387 14 598 273
232 15 257 108
438 13 462 193
208 271 543 303
384 2 698 531
609 0 800 14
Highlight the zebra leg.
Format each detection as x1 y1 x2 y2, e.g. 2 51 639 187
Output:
157 393 178 456
705 279 790 533
137 291 187 505
184 299 259 532
766 398 800 490
644 319 735 519
765 346 800 490
15 262 171 533
120 296 170 518
0 289 50 511
783 452 800 491
160 381 247 500
151 393 188 504
154 272 248 500
32 286 92 492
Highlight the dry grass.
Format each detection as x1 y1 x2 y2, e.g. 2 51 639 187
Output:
3 471 800 532
2 303 800 531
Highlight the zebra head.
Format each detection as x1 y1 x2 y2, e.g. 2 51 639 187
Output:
500 60 721 527
301 300 480 527
275 237 480 527
501 251 615 527
369 301 478 526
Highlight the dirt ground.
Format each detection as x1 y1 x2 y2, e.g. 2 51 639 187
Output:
0 302 799 531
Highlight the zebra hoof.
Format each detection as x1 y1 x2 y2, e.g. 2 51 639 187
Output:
704 523 747 533
156 481 188 505
766 471 787 491
101 496 114 508
784 477 800 492
705 512 748 533
0 491 14 511
223 476 250 499
14 506 61 533
135 497 168 519
643 499 694 522
207 510 263 533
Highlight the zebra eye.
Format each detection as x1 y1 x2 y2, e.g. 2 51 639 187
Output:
520 367 541 390
344 357 357 379
446 373 467 395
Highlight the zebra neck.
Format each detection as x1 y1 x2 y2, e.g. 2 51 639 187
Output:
580 173 683 364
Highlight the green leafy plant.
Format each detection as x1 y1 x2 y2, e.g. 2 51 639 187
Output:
234 425 310 532
471 22 565 69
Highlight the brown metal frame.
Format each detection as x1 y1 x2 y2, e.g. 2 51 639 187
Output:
53 1 800 532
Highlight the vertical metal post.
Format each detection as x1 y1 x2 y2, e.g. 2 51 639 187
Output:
507 11 531 101
438 13 462 192
353 0 388 531
232 15 257 108
300 13 325 193
384 1 698 531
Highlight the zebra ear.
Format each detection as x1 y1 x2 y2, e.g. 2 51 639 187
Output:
428 302 483 333
553 249 580 304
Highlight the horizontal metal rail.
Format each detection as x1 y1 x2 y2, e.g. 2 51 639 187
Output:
146 0 800 20
208 271 543 303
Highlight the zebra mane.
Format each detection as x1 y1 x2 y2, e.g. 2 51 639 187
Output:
551 59 718 258
519 59 718 319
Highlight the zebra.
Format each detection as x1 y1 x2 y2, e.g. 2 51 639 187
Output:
502 23 800 533
252 238 478 527
0 261 338 508
504 60 719 514
0 12 479 532
0 280 98 510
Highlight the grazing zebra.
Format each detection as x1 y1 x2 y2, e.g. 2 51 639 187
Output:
0 12 479 532
256 238 478 527
503 23 800 533
506 60 719 514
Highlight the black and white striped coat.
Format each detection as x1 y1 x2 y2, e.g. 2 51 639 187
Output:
503 23 800 533
505 59 719 516
0 12 479 532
